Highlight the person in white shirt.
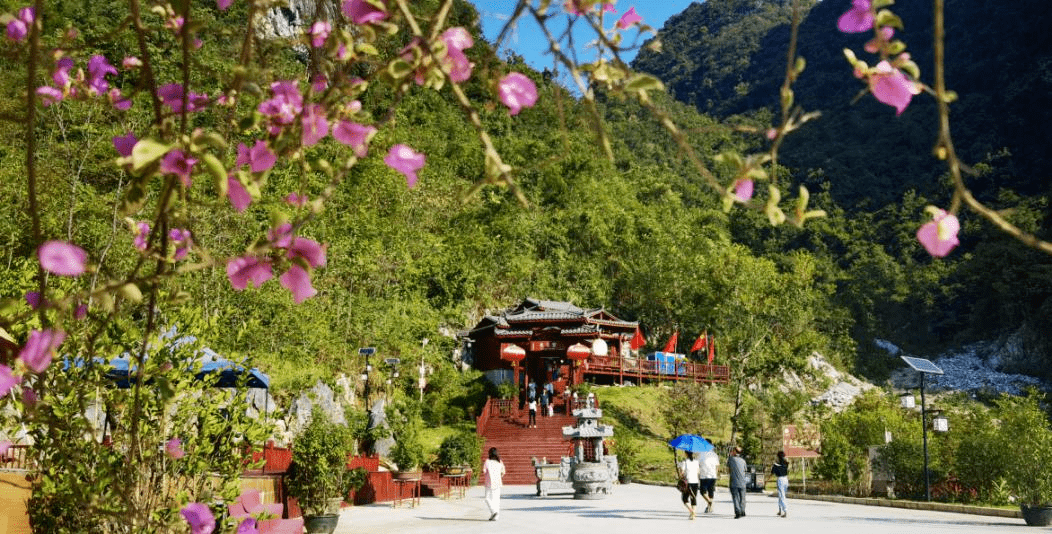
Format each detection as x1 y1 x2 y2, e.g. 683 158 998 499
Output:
483 447 506 521
699 449 719 513
677 451 701 519
528 398 537 428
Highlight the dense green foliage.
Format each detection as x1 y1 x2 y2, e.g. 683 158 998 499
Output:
633 0 1052 375
286 412 360 515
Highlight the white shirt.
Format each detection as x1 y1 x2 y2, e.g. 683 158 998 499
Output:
679 458 701 483
699 451 719 479
483 459 505 489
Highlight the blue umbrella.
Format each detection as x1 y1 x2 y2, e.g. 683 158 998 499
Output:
668 434 714 453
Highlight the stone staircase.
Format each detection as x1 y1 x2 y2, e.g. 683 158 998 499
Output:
480 411 576 485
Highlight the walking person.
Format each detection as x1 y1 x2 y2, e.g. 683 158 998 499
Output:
528 398 537 428
772 450 790 517
483 447 506 521
677 451 701 519
727 446 748 518
699 448 719 513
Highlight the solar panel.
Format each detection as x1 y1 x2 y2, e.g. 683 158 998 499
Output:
901 355 944 375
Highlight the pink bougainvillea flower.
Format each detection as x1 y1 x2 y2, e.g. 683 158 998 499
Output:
133 220 150 250
165 438 185 459
837 0 873 33
285 192 309 207
113 132 137 157
440 27 474 82
288 237 326 268
0 366 20 397
52 57 74 87
217 0 233 10
169 228 192 261
6 6 33 42
332 121 376 158
497 72 538 116
268 223 294 248
236 517 257 534
160 149 198 188
616 7 643 29
108 88 132 111
310 74 329 93
301 104 329 146
384 144 425 188
157 83 210 113
74 303 88 320
342 0 387 25
180 502 215 534
869 60 921 115
916 208 960 258
279 265 317 304
236 141 277 173
226 256 273 290
0 440 11 457
309 20 331 47
36 86 63 106
87 55 117 95
38 241 87 276
258 81 303 134
25 291 41 310
732 179 755 202
22 386 38 408
6 18 27 41
19 328 66 373
865 26 894 54
227 175 252 212
122 56 142 69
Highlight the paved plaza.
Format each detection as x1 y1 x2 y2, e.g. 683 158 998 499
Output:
334 483 1030 534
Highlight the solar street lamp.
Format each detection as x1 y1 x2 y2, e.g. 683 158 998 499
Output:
901 355 944 502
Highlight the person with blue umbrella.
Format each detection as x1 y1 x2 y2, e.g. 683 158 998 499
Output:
668 434 714 520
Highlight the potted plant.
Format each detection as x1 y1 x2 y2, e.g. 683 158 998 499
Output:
388 400 426 479
612 426 642 484
436 432 480 476
996 391 1052 526
286 412 359 534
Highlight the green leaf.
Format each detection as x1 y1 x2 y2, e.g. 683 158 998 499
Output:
874 10 903 30
387 59 414 80
625 73 665 93
201 153 228 197
130 139 171 171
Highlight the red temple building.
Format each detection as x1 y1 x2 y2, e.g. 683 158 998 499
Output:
461 298 729 398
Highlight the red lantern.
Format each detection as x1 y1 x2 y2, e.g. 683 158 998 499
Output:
500 343 526 363
566 343 590 362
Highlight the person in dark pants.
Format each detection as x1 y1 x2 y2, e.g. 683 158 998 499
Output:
772 450 789 517
727 446 748 518
528 398 537 428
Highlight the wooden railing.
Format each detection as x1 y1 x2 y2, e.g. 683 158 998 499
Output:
0 444 32 470
583 355 730 384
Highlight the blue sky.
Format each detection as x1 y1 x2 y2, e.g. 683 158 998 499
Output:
468 1 699 72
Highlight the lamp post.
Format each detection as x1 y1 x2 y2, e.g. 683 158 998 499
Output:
359 347 375 407
385 357 401 398
900 355 944 502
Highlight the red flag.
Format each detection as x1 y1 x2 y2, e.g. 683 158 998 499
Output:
663 331 679 353
707 335 715 364
629 327 646 350
690 330 708 353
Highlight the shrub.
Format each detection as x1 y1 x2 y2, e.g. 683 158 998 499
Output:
286 412 358 515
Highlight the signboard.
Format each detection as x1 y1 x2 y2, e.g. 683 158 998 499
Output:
358 347 375 356
782 424 821 459
530 340 564 352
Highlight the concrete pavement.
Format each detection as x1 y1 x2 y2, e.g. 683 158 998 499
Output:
333 483 1031 534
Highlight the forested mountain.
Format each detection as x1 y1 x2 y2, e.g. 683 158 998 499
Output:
633 0 1052 209
632 0 1052 378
